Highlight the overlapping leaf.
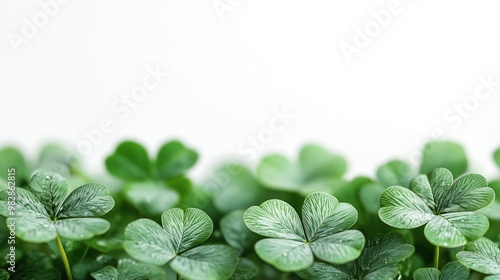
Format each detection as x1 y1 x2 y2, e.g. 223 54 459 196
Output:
457 237 500 277
123 208 238 280
298 233 414 280
256 145 347 192
413 261 469 280
379 168 494 247
91 259 170 280
0 171 114 242
244 192 364 272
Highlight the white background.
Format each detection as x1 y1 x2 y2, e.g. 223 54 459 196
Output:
1 0 500 179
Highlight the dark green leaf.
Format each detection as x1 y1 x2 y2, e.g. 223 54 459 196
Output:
105 141 151 181
413 261 469 280
91 259 170 280
230 258 258 280
156 141 198 179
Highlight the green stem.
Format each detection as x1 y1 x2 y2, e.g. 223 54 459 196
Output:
434 246 440 269
56 234 73 280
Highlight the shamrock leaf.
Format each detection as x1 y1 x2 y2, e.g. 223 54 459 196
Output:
91 259 170 280
0 171 114 242
420 141 468 177
297 233 414 280
494 147 500 168
456 237 500 277
244 192 364 272
6 251 61 280
156 140 198 180
379 168 494 247
124 182 179 216
123 208 238 280
256 144 347 192
106 140 198 181
220 210 259 254
376 159 414 188
413 261 469 280
0 147 29 186
230 258 258 280
213 165 278 214
105 141 151 181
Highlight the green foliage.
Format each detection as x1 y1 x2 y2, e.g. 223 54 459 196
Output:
91 259 169 280
2 140 500 280
494 147 500 168
413 261 469 280
420 141 468 177
256 144 347 192
0 171 114 242
456 237 500 277
297 233 414 279
123 208 238 279
244 192 364 271
379 168 494 247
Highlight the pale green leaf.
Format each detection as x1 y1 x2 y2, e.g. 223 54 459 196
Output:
379 186 434 228
376 160 413 187
420 141 468 177
302 192 358 241
414 262 469 280
244 199 305 241
309 230 365 264
161 208 213 253
220 210 259 254
256 155 301 191
424 212 489 247
494 148 500 168
299 144 347 179
56 218 110 240
170 245 238 280
123 218 176 266
457 237 500 275
254 239 313 272
57 183 114 218
125 182 179 216
91 259 170 280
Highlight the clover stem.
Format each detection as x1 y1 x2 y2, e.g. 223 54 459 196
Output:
434 246 439 268
56 234 73 280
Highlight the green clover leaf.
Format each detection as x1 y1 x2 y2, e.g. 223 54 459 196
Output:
123 208 238 280
256 144 347 192
456 237 500 277
379 168 494 247
420 141 468 177
244 192 364 272
297 233 415 280
0 171 114 242
105 140 198 181
494 147 500 169
91 259 170 280
413 261 469 280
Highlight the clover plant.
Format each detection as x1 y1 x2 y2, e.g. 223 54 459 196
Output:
243 192 365 271
0 171 114 280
